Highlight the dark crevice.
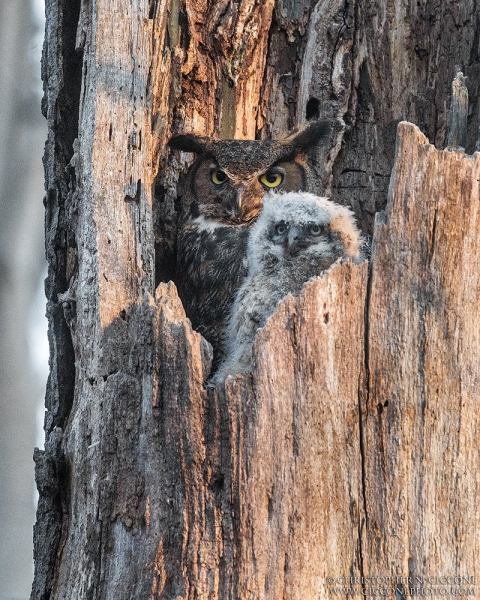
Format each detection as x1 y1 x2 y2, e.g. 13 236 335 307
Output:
43 0 83 433
306 97 320 121
427 208 438 268
148 0 158 20
356 255 374 587
178 7 190 52
342 168 366 175
125 179 142 204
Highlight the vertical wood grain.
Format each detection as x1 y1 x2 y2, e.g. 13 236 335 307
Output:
363 122 480 585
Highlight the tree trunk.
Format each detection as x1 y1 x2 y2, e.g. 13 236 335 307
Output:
362 122 480 584
33 0 480 598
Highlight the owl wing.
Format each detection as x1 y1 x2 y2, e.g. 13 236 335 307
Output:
176 218 249 361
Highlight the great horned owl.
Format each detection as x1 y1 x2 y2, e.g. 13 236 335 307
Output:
167 121 330 362
214 191 363 381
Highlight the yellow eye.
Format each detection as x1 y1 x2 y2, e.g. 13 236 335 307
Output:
259 172 284 188
211 169 228 185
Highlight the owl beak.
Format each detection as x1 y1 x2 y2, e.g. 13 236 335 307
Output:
233 184 259 223
287 227 303 256
236 187 243 211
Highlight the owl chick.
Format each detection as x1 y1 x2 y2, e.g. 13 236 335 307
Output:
168 121 330 363
214 192 363 381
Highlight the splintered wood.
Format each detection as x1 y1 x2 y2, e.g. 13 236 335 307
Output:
171 0 275 138
363 122 480 585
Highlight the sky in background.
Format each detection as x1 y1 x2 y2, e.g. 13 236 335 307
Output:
28 0 48 452
0 1 49 595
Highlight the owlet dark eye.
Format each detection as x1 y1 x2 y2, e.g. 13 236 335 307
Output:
259 172 283 188
275 221 288 235
309 224 322 236
211 169 228 185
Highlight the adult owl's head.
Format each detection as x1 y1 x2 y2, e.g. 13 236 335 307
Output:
168 121 330 225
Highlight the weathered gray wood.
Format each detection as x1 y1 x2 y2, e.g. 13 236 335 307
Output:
41 0 160 595
50 284 213 597
32 0 83 592
313 1 480 233
230 263 367 599
446 72 468 150
363 122 480 589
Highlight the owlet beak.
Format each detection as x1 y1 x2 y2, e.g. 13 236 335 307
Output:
287 227 302 256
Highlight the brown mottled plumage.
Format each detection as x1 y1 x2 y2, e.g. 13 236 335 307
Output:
168 121 330 364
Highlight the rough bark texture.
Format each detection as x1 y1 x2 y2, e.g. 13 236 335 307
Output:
38 265 367 599
34 0 480 598
363 122 480 587
230 264 366 599
33 1 81 596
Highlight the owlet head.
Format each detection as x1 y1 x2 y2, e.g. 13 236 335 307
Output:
248 191 362 275
168 121 331 225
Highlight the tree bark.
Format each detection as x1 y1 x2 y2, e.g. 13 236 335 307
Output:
363 122 480 586
33 0 480 598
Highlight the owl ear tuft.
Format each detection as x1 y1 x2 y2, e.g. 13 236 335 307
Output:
168 134 214 157
282 120 331 153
